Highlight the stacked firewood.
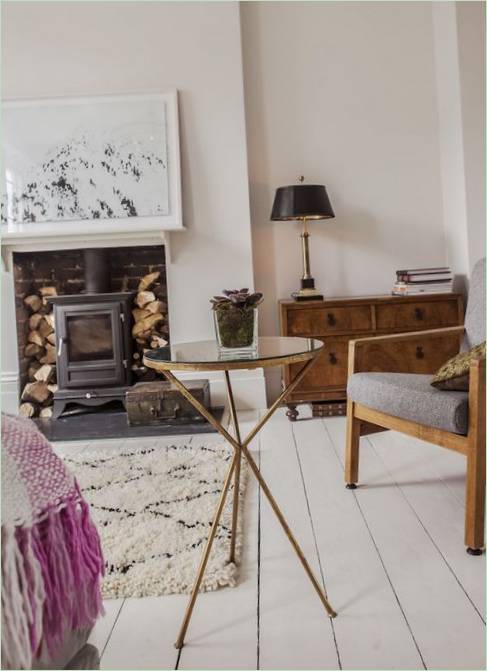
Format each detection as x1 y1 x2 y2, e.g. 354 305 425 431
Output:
131 271 169 379
20 288 58 419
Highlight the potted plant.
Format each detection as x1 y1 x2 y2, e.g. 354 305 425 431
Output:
211 289 263 356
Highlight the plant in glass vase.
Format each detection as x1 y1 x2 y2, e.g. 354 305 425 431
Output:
211 288 263 357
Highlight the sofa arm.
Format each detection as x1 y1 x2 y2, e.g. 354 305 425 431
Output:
348 325 465 376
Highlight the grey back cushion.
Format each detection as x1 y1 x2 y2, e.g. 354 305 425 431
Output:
463 257 485 349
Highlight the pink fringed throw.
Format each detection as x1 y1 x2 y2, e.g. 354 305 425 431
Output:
1 414 104 669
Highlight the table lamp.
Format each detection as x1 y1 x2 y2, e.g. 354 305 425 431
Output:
270 178 335 301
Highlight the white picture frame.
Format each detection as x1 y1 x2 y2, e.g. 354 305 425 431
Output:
1 91 183 237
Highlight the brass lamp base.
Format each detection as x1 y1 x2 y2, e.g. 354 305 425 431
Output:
292 277 323 301
291 219 324 301
292 288 324 301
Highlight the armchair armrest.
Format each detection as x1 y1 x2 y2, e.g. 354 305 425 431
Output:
348 325 465 376
469 356 486 435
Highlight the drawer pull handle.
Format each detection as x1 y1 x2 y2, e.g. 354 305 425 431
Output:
327 313 336 326
414 308 424 321
416 346 424 359
329 353 338 365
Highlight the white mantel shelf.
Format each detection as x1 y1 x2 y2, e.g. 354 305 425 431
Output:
1 220 185 268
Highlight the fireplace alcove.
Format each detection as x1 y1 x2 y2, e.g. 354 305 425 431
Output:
12 244 168 422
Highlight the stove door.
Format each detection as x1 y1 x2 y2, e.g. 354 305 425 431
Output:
56 302 126 389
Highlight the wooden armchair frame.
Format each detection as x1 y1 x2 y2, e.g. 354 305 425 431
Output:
345 325 486 554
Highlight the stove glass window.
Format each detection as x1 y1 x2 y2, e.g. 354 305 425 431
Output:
67 314 114 362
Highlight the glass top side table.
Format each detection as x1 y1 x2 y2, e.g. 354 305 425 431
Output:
144 336 336 649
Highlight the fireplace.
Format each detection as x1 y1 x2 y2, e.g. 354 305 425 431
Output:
49 292 133 418
11 244 169 419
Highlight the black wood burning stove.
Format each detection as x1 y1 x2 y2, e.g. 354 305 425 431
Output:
49 249 133 419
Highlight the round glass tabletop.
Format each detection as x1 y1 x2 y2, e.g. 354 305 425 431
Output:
143 336 324 371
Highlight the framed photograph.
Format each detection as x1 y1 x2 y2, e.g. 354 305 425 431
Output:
1 92 182 234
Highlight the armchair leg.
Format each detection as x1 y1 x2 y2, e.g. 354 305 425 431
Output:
465 434 485 554
345 400 361 487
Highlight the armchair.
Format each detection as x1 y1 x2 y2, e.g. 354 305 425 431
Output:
345 258 485 554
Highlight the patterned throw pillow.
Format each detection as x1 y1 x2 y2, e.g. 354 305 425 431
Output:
431 341 486 391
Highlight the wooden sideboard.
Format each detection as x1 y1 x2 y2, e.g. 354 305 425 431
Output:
279 293 464 420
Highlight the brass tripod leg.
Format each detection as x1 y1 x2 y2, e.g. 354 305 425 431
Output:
224 371 242 565
160 359 337 649
174 452 238 650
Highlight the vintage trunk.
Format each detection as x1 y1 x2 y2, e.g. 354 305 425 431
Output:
126 379 211 426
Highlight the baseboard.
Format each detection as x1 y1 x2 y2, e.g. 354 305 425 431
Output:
1 369 268 415
1 371 19 415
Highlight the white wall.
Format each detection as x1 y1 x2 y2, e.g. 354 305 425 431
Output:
2 1 266 409
433 1 470 287
456 2 486 273
241 1 448 396
433 1 486 286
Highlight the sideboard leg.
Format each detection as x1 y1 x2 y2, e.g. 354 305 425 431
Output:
286 404 299 422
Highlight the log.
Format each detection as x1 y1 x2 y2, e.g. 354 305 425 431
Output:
47 383 58 394
44 313 55 329
28 362 42 381
25 343 43 358
135 291 156 309
40 286 57 306
29 313 44 330
39 286 57 297
39 318 54 338
138 271 160 292
34 364 55 383
22 381 51 404
150 336 168 349
133 352 140 360
145 300 164 315
39 407 53 419
40 344 56 365
19 402 36 418
28 330 46 347
46 333 56 346
132 308 151 322
24 295 42 312
132 313 164 338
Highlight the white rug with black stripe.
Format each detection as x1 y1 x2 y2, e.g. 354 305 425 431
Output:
64 442 247 599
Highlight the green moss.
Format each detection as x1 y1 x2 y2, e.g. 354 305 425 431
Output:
215 306 256 348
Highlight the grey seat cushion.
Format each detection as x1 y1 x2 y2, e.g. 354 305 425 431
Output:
347 372 468 435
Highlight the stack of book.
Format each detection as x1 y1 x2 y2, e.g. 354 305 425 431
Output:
392 266 453 296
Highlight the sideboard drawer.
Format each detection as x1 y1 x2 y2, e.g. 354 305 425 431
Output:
287 305 372 336
290 337 349 390
357 333 460 374
375 299 459 331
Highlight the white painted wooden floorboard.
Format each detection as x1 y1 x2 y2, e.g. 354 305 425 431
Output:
88 598 125 657
293 414 424 669
258 410 339 670
101 593 186 670
178 411 259 670
368 430 486 619
369 431 466 507
324 417 486 670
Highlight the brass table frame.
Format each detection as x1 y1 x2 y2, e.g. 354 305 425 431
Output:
144 348 337 649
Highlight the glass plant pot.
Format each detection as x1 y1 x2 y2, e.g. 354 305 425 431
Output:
214 306 258 358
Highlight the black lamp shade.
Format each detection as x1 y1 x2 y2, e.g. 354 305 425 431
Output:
270 184 335 221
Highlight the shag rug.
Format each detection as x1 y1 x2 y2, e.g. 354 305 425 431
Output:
64 442 247 599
